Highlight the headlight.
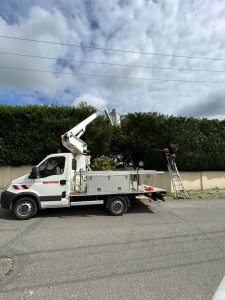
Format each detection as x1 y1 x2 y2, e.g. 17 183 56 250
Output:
3 182 11 191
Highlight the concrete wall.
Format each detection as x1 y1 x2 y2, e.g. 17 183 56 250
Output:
0 166 33 188
1 166 225 192
139 173 171 192
202 171 225 190
140 171 225 193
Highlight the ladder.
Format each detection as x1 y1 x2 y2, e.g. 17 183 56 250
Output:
165 152 189 199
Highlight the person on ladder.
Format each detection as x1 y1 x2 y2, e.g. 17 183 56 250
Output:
164 142 177 170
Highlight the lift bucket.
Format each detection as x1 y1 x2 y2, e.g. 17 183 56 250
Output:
109 109 121 127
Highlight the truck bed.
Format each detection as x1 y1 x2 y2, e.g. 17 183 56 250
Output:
70 185 166 197
72 170 165 196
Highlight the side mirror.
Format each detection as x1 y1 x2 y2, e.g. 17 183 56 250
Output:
28 166 39 179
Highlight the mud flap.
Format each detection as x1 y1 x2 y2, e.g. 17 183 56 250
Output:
152 192 165 202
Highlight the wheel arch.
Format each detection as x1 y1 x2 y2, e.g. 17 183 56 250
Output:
11 192 41 210
105 194 130 209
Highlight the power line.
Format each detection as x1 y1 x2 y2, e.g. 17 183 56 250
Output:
0 35 225 61
1 65 225 84
1 51 225 73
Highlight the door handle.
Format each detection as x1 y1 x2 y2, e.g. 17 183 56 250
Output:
60 180 66 185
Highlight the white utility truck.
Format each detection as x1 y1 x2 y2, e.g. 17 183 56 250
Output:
0 107 166 220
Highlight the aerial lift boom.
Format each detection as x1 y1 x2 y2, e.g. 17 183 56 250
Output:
61 107 120 170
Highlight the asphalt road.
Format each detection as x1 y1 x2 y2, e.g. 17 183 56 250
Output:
1 197 225 300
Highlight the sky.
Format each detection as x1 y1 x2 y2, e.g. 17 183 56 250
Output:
1 0 225 119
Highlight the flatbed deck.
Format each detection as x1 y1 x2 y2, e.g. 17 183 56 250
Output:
70 185 166 197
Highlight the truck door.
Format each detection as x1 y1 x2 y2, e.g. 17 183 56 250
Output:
31 156 67 207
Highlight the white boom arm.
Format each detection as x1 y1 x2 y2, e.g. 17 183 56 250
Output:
62 107 118 155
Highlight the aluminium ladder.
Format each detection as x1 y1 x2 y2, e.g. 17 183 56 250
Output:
165 152 189 199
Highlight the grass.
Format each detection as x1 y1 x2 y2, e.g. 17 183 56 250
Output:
5 266 14 276
165 189 225 199
0 256 14 276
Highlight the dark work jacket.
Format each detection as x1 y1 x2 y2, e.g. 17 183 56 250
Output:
168 145 177 155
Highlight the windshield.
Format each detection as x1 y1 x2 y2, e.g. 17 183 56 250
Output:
38 156 65 178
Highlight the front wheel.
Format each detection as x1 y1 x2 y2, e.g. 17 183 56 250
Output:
13 197 37 220
108 196 127 216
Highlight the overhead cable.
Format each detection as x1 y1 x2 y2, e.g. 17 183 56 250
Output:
1 65 225 84
0 35 225 61
1 51 225 73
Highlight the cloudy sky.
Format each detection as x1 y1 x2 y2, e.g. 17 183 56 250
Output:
1 0 225 119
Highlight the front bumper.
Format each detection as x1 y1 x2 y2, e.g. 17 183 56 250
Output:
0 191 15 209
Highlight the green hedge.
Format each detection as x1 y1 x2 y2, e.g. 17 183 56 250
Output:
0 103 113 166
118 113 225 171
1 104 225 171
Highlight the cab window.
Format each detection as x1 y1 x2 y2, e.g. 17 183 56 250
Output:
38 157 65 178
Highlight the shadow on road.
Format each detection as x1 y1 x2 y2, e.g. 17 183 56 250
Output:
127 199 154 214
0 199 153 220
0 208 16 221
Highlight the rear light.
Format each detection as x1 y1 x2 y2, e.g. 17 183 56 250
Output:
147 193 152 202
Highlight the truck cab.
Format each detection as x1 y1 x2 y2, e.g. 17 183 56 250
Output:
1 153 74 219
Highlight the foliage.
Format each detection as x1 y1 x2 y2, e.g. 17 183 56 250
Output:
1 103 225 171
91 156 114 171
0 102 97 166
115 112 225 171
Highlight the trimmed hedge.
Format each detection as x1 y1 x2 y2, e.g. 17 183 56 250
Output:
0 103 112 166
1 104 225 171
118 113 225 171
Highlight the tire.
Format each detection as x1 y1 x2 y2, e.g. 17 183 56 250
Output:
108 196 127 216
13 197 37 220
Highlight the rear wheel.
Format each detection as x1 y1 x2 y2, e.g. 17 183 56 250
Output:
13 197 37 220
108 196 127 216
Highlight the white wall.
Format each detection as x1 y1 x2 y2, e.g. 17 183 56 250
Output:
140 171 225 193
1 166 225 192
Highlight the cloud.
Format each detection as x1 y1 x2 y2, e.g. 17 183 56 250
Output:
0 0 225 119
72 93 108 108
0 6 77 96
177 91 225 119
